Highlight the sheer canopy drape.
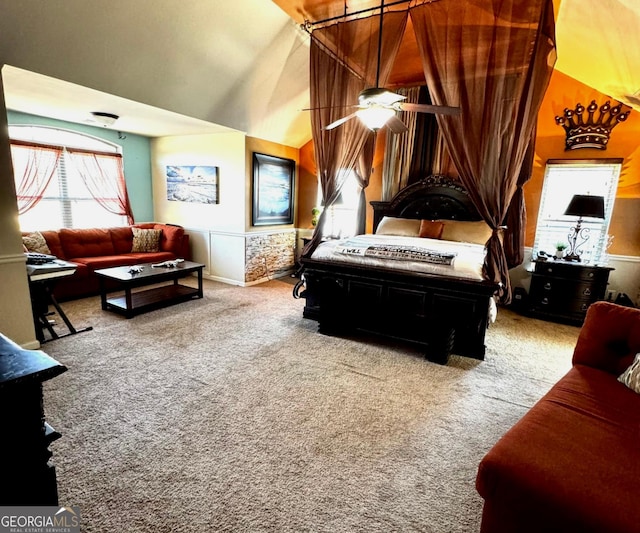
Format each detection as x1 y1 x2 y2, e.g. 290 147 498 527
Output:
503 130 536 268
410 0 556 302
303 10 408 257
382 86 420 200
66 150 134 224
10 141 62 214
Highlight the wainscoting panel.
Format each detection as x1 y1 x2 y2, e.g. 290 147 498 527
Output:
0 253 38 347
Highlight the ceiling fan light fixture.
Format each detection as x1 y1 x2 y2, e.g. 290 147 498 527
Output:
90 111 119 127
356 106 395 131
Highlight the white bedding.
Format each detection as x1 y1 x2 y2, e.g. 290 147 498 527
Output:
310 234 487 282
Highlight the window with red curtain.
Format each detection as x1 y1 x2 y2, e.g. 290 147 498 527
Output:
10 126 134 230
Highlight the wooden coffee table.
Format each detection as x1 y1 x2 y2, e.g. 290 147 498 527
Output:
95 260 204 318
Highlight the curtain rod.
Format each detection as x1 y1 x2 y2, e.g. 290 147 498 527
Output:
302 0 436 32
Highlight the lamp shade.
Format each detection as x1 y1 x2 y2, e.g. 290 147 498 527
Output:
564 194 605 219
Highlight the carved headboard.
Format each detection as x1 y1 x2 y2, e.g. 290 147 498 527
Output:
370 175 481 233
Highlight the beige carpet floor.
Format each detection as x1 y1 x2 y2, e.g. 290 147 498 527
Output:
40 278 580 532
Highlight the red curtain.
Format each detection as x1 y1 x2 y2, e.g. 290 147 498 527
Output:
66 150 134 224
410 0 556 302
11 141 134 225
10 141 62 214
303 10 409 257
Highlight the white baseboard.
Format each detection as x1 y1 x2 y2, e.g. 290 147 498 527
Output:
243 270 295 287
21 340 42 350
203 270 296 287
203 273 244 286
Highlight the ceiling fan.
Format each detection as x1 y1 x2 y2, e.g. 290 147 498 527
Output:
322 0 461 134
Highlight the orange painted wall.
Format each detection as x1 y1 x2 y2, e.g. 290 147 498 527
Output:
530 69 640 256
296 130 387 234
297 69 640 257
296 141 317 229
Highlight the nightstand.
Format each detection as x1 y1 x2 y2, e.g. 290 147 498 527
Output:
528 259 614 325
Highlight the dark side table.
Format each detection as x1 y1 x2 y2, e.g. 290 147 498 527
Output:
528 259 614 325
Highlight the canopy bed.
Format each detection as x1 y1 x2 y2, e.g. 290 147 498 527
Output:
296 0 557 363
298 176 500 364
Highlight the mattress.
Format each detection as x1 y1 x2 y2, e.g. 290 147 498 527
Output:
310 234 486 282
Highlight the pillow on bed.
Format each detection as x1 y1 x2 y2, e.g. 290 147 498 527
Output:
439 220 493 245
375 216 421 237
419 220 445 239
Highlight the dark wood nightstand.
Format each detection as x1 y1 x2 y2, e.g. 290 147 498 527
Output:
528 259 614 325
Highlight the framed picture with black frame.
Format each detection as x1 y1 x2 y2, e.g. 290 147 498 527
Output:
252 152 295 226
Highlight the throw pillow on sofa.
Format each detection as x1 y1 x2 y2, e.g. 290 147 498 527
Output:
131 228 162 253
618 352 640 393
23 231 52 255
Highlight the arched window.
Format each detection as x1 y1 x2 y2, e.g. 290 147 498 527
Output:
10 125 133 230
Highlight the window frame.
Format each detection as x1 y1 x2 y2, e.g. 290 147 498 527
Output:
316 169 361 239
10 125 128 230
532 158 622 265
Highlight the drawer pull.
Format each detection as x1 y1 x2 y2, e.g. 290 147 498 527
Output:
544 282 552 290
588 272 594 278
541 297 549 305
583 288 592 296
581 303 589 311
546 267 553 274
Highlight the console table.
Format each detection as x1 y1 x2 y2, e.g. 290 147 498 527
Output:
0 333 67 505
27 260 93 343
529 259 614 325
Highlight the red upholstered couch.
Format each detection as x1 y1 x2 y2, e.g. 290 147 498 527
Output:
26 223 190 301
476 301 640 533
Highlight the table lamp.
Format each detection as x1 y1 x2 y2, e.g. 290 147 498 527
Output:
563 194 605 262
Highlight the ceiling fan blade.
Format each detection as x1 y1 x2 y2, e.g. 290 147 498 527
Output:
386 115 409 134
300 104 357 111
324 112 358 130
399 103 461 116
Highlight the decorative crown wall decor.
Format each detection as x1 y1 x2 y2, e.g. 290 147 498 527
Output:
555 100 631 150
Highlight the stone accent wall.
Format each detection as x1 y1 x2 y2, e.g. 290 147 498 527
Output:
245 232 296 283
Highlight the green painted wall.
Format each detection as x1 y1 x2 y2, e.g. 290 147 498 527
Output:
7 110 154 222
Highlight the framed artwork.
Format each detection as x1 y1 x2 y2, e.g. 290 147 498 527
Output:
252 152 295 226
166 165 219 204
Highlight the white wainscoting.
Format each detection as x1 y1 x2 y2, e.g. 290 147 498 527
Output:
0 253 39 348
184 227 297 287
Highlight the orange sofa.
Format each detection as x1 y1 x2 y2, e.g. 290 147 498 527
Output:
25 223 190 301
476 301 640 533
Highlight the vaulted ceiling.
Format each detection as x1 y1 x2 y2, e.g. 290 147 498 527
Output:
0 0 638 148
274 0 640 109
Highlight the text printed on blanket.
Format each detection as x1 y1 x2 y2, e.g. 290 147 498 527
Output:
337 242 457 265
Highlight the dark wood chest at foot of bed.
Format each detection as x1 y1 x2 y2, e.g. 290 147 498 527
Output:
301 259 497 364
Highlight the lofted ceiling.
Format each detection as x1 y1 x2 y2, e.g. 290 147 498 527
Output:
0 0 638 148
0 0 312 146
274 0 640 110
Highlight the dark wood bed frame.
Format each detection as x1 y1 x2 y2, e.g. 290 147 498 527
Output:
298 175 499 364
